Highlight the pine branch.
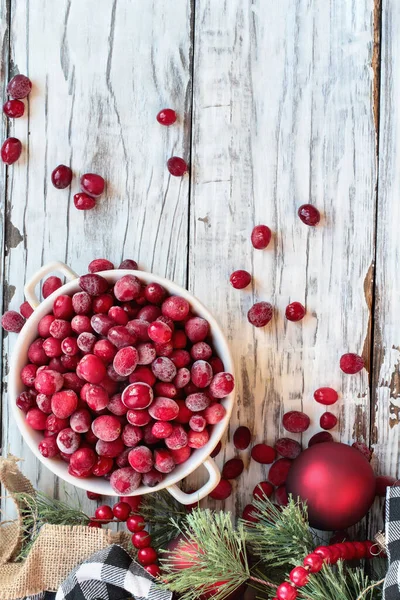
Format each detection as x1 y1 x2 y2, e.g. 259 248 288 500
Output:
138 490 189 549
160 508 253 600
298 562 383 600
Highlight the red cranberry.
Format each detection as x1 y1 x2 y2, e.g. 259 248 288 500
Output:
298 204 320 226
114 275 141 302
1 137 22 164
42 276 62 298
28 339 49 366
275 438 302 459
251 225 272 249
122 382 153 409
144 282 167 305
137 547 158 566
92 456 114 477
242 504 260 523
86 384 109 411
79 273 109 296
110 467 142 494
210 441 222 458
229 270 251 289
352 441 372 461
209 372 234 398
19 301 33 319
285 302 305 321
313 387 338 405
247 302 273 327
151 356 177 382
320 412 337 430
21 364 38 387
77 354 107 384
222 458 244 479
38 436 59 458
1 310 25 332
148 321 172 344
119 259 138 270
109 306 128 325
16 390 35 412
162 296 190 321
157 108 177 125
26 407 48 430
187 429 209 449
209 356 224 373
172 330 187 348
93 294 114 314
340 353 364 374
74 192 96 210
3 99 24 118
80 173 105 197
70 409 92 433
282 411 310 433
308 431 333 446
251 443 276 464
233 426 251 450
51 390 78 419
253 481 274 499
113 346 138 376
56 428 80 454
88 258 114 273
7 74 32 98
86 491 101 500
167 156 187 176
51 165 73 189
204 403 226 424
129 446 153 473
209 479 232 500
268 458 292 486
92 415 121 442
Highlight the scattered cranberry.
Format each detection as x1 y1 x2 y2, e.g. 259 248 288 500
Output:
210 441 222 458
209 479 232 500
157 108 177 126
233 426 251 450
268 458 292 486
320 412 337 430
222 458 244 479
74 192 96 210
230 270 251 290
251 443 276 464
340 353 365 374
19 301 33 319
7 74 32 99
80 173 105 197
43 276 63 298
313 387 338 405
275 438 302 459
251 225 271 249
3 99 24 118
1 137 22 165
282 411 310 433
308 431 333 446
253 481 274 499
167 156 188 176
242 504 259 523
1 310 25 332
352 441 372 461
298 204 320 226
119 259 139 270
51 165 73 189
285 302 305 322
247 301 273 327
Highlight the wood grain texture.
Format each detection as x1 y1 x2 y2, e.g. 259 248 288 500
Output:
188 0 377 523
2 0 192 516
370 0 400 536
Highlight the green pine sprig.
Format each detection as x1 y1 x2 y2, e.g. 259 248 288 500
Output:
298 562 383 600
138 490 189 549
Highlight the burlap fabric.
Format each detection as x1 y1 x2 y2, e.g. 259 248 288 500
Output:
0 457 132 599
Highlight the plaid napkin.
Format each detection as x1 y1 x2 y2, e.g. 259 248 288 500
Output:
54 545 172 600
385 486 400 599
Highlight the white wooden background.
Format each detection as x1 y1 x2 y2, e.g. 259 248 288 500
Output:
0 0 395 540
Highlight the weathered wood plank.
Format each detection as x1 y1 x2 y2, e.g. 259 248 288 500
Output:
370 0 400 536
2 0 192 516
188 0 377 522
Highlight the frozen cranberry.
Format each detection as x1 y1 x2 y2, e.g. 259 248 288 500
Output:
174 400 191 424
108 306 128 326
7 74 32 98
129 365 156 387
46 414 69 433
352 441 372 461
340 353 364 374
148 397 179 421
80 173 105 197
204 403 226 424
211 441 222 458
90 314 113 336
184 382 200 396
122 382 153 409
162 296 190 321
285 302 306 322
128 446 153 473
190 342 212 360
153 383 176 400
119 259 139 270
116 448 131 467
76 332 96 354
20 364 38 387
308 431 333 446
183 319 208 344
57 428 80 454
169 446 191 468
171 351 191 370
121 423 143 447
143 282 166 305
51 389 78 419
127 409 151 427
42 337 62 357
268 458 292 486
16 390 36 412
49 319 72 339
149 421 172 439
141 469 163 488
107 364 127 382
91 340 115 364
74 192 96 210
79 274 109 296
167 156 188 176
188 429 209 449
320 412 337 430
189 414 206 432
138 305 161 322
108 326 136 349
282 411 310 433
93 294 114 314
71 316 91 336
151 356 177 382
92 415 121 442
1 310 25 332
3 99 24 118
251 444 276 464
185 393 210 412
28 339 50 365
126 320 149 342
275 438 302 459
148 321 172 345
251 225 272 249
86 384 109 411
26 407 47 430
113 275 140 302
298 204 320 226
38 317 54 339
43 276 63 299
191 361 212 390
173 368 190 390
209 479 232 500
165 425 188 450
222 458 244 479
110 467 141 495
77 354 107 384
38 436 59 458
157 108 177 125
19 301 33 319
63 373 84 393
96 437 125 458
230 270 251 289
247 302 273 327
87 258 113 273
154 448 175 473
209 372 234 398
1 137 22 164
71 292 91 315
51 164 73 189
70 447 97 475
61 337 79 356
92 456 114 477
253 481 274 499
131 343 153 367
313 387 338 405
34 369 64 395
113 346 138 377
232 426 251 450
70 409 92 433
52 356 70 372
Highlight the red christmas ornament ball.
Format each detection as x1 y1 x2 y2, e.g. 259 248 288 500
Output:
286 442 376 530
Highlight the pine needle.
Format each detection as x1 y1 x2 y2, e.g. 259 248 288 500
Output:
138 490 189 549
298 562 383 600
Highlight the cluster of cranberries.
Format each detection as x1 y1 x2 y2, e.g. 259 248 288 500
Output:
51 166 105 211
14 264 234 493
1 74 32 165
156 108 188 177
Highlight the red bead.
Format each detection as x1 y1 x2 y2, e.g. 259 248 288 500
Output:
320 412 337 430
327 545 341 564
145 564 160 577
7 74 32 98
112 501 131 521
3 99 24 118
74 192 96 210
167 156 188 176
88 521 102 528
340 353 364 374
251 224 272 249
1 137 22 164
276 582 298 600
285 302 306 322
298 204 320 226
127 514 146 533
156 108 177 126
229 270 251 289
138 547 158 566
335 542 355 560
94 505 114 523
303 553 323 573
314 546 332 563
352 541 367 559
51 164 73 189
132 531 152 549
363 540 376 558
313 387 338 405
251 443 276 464
289 566 309 587
120 495 142 512
80 173 105 197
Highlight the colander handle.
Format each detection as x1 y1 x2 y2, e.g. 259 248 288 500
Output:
166 457 221 505
24 261 79 308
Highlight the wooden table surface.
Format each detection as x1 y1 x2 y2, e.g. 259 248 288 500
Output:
0 0 397 538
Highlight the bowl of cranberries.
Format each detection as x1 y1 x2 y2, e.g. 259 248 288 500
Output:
9 261 235 504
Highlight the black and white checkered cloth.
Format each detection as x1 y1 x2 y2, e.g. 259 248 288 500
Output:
55 545 172 600
385 486 400 599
